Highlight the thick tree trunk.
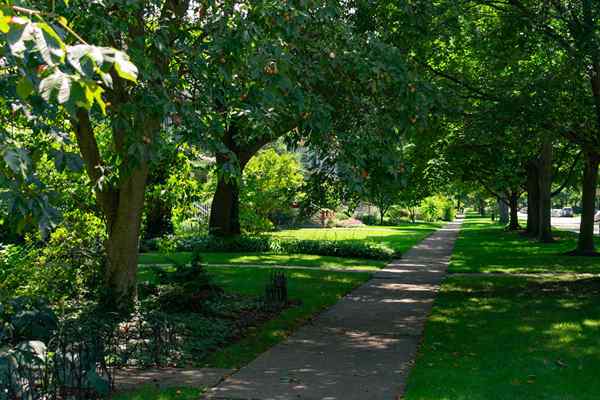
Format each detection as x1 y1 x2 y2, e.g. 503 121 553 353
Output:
526 161 540 236
209 172 242 236
104 168 148 312
508 191 520 231
208 130 268 237
538 139 553 242
498 199 509 225
73 109 154 313
576 151 599 254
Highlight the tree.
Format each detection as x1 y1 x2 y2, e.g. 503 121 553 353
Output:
189 1 426 236
1 1 200 311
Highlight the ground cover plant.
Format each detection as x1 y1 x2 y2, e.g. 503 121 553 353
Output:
137 264 370 369
449 217 600 274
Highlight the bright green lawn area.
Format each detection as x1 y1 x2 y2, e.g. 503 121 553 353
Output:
138 223 441 271
138 251 385 271
137 265 370 368
449 216 600 274
404 275 600 400
113 386 203 400
272 222 442 254
405 216 600 399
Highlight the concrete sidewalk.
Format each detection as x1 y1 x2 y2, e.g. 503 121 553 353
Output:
208 220 463 400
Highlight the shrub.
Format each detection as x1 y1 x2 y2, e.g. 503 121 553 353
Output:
387 206 410 224
168 234 395 260
419 196 455 222
357 214 379 226
0 211 105 304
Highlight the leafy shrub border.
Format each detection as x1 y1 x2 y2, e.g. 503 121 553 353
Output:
158 235 397 260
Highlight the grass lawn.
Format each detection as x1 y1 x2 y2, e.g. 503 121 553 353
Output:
272 222 442 254
113 387 204 400
138 251 385 271
138 223 441 271
137 265 370 368
449 217 600 274
404 215 600 400
404 275 600 400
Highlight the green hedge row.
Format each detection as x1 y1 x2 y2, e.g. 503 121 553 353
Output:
157 235 397 261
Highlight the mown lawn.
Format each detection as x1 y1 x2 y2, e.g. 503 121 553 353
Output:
449 217 600 274
138 251 385 271
113 387 204 400
404 215 600 400
138 223 441 271
272 223 442 254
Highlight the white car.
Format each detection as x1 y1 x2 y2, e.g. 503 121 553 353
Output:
595 211 600 222
551 209 563 217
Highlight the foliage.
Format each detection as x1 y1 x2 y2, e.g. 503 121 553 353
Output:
0 211 105 303
419 196 454 222
241 149 304 229
166 234 396 261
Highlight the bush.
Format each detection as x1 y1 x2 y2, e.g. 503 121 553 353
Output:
334 218 365 228
419 196 455 222
357 214 379 226
0 211 105 304
387 206 410 224
166 234 395 260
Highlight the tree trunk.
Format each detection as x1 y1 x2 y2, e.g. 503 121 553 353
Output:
208 131 268 237
526 161 540 236
576 151 599 254
508 191 520 231
104 168 148 312
538 139 553 243
498 199 509 225
209 172 242 236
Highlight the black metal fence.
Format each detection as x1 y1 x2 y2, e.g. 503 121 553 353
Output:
1 312 181 400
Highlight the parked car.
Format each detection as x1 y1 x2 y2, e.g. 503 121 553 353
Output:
561 207 574 217
551 209 563 217
595 211 600 222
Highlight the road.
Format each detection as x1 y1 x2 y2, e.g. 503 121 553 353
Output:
518 213 598 234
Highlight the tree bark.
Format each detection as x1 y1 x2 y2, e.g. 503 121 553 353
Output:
72 109 152 313
208 130 268 237
538 138 553 242
498 199 509 225
576 151 599 254
508 191 520 231
104 166 148 312
209 171 242 236
526 161 540 236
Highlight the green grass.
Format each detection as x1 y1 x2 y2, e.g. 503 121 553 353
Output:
404 275 600 400
138 223 441 271
138 251 385 271
405 215 600 399
137 265 370 368
272 223 441 254
449 217 600 274
112 386 203 400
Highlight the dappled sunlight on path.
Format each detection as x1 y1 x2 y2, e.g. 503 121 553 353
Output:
208 219 463 400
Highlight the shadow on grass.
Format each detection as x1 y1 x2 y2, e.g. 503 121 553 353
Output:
450 217 600 274
405 275 600 400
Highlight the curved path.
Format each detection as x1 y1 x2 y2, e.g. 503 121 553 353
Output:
209 220 463 400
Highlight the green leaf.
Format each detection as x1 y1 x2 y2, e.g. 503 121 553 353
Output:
39 69 71 103
16 77 34 99
113 50 138 82
0 11 10 34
